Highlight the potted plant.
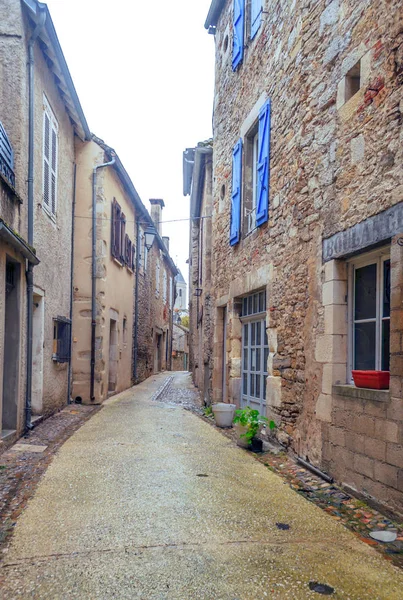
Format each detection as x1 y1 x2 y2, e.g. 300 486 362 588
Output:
233 407 275 451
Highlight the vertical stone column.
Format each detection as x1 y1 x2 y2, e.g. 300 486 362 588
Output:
228 298 242 405
315 259 348 422
389 235 403 423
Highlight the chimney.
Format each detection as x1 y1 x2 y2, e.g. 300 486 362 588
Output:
149 198 165 235
162 236 170 253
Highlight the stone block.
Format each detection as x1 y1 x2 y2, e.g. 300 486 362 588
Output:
332 445 354 472
364 437 386 461
389 376 402 398
351 134 365 164
315 335 347 364
322 280 347 306
324 259 347 283
386 444 403 468
351 414 375 437
375 420 399 444
398 469 403 493
354 454 374 479
387 398 403 422
345 431 366 453
324 304 348 335
315 394 332 422
266 376 282 408
328 426 346 447
374 462 399 489
333 407 350 428
322 363 347 394
363 400 387 419
267 328 277 353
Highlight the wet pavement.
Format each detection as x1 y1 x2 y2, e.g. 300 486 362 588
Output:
1 372 403 599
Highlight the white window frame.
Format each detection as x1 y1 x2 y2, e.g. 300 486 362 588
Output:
42 96 58 220
347 246 390 382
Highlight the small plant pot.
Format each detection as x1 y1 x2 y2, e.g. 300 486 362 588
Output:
352 370 390 390
234 423 250 448
212 403 236 428
250 437 263 453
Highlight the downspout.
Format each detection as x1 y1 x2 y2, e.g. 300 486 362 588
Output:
90 156 115 401
67 162 77 404
25 6 46 432
133 218 140 383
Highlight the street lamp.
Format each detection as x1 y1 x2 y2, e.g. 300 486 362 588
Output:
144 226 156 250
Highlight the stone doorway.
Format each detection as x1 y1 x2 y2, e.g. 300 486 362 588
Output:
2 257 21 434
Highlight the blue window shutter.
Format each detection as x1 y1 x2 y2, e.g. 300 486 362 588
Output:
251 0 262 38
230 139 242 246
232 0 245 70
256 99 271 227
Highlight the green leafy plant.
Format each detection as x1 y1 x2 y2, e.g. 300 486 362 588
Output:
233 407 272 443
203 405 213 417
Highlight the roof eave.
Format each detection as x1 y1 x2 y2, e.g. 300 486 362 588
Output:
0 221 39 264
22 0 91 140
205 0 226 29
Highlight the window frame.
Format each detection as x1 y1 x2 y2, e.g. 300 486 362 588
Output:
42 96 59 220
347 246 390 382
52 316 71 363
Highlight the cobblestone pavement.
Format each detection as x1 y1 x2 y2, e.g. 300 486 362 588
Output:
159 374 403 570
1 373 403 599
0 404 100 553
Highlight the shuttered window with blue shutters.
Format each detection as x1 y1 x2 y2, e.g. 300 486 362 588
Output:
232 0 245 70
250 0 262 38
230 139 242 245
256 100 271 227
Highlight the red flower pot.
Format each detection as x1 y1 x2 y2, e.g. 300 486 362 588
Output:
352 370 390 390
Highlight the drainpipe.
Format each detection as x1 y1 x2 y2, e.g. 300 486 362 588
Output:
133 218 140 383
67 163 77 404
90 156 115 401
25 6 46 432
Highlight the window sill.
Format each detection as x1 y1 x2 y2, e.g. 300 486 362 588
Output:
112 257 124 268
0 171 23 203
332 384 390 402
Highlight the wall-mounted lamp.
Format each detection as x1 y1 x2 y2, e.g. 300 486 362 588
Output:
194 288 203 297
144 226 157 250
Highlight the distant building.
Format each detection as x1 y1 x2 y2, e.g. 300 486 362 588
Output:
172 322 189 371
174 269 187 311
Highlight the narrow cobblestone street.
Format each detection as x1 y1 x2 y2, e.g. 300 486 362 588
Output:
1 373 403 599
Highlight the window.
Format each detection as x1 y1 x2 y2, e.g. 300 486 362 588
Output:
349 249 390 377
53 317 71 363
244 128 259 233
142 233 148 272
169 276 173 306
179 289 182 298
345 61 361 102
42 96 58 218
0 121 15 188
241 291 268 415
111 199 134 270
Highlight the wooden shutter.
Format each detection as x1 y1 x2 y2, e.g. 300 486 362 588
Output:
120 213 126 262
230 139 242 246
251 0 262 38
232 0 245 70
43 101 58 216
43 112 51 210
256 100 271 227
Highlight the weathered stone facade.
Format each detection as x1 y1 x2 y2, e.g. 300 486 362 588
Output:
0 0 89 445
206 0 403 516
184 143 214 405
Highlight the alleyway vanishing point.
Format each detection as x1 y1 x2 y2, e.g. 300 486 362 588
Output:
1 373 403 599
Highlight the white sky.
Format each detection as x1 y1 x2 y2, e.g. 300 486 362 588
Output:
46 0 215 292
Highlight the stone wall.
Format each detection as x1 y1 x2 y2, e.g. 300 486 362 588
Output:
210 0 403 514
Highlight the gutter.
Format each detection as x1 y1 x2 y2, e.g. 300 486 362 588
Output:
25 3 46 432
90 156 116 402
67 163 77 405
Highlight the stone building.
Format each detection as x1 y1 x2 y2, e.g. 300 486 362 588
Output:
136 199 178 380
172 322 189 371
0 0 90 444
205 0 403 516
183 142 214 405
72 145 177 403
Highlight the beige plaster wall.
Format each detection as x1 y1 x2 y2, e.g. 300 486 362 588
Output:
72 140 135 403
